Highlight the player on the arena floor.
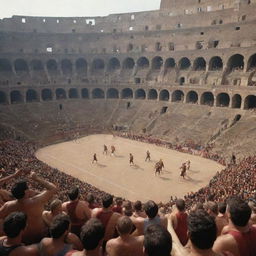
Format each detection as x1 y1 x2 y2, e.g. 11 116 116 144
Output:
145 150 151 162
111 145 116 156
92 153 98 164
180 163 187 179
154 159 164 176
159 159 164 171
129 153 134 166
186 160 191 171
103 145 108 155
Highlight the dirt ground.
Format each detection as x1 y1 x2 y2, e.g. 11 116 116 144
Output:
36 134 224 203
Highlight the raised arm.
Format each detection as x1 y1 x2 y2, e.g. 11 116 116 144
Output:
0 168 22 185
30 172 57 203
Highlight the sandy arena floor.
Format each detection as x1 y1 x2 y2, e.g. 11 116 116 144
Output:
36 134 224 203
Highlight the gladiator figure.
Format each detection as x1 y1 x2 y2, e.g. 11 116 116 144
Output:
145 150 151 162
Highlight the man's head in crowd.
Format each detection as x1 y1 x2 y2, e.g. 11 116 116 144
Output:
11 180 28 199
68 187 79 201
80 218 105 250
176 199 186 211
134 200 143 211
50 214 70 239
227 196 251 227
86 193 95 204
204 201 218 216
116 216 133 235
50 199 63 215
144 224 172 256
102 194 113 208
144 200 158 219
3 211 27 238
188 210 217 250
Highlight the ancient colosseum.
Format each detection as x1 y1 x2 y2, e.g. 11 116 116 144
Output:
1 0 256 157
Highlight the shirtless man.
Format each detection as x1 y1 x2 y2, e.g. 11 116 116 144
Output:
42 199 65 227
213 197 256 256
180 163 187 179
145 151 151 162
132 200 167 236
91 194 121 252
62 187 91 237
129 153 134 166
0 171 57 244
106 216 144 256
103 145 108 155
92 153 97 164
132 201 147 218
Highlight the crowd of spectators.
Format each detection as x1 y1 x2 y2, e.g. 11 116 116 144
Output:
0 136 256 255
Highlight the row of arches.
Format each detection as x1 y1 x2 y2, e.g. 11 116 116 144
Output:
1 88 255 110
1 53 256 74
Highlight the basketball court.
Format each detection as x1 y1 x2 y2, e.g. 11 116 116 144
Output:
36 134 223 203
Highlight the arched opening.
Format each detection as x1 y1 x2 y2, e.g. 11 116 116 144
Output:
200 92 214 106
31 60 44 71
14 59 29 73
61 59 73 75
41 89 53 101
209 56 223 71
216 93 230 107
135 89 146 99
107 88 119 99
152 56 163 70
186 91 198 103
179 77 185 85
137 57 149 69
10 90 23 104
92 59 105 73
76 58 87 75
56 88 67 100
159 90 169 101
47 59 58 72
108 58 121 71
193 57 206 71
165 58 175 69
92 88 105 99
0 59 12 72
227 54 244 72
26 89 38 102
69 88 79 99
172 90 184 102
123 58 135 69
0 91 7 104
179 57 191 70
232 94 242 108
244 95 256 109
148 89 158 100
81 88 89 99
121 88 133 99
247 54 256 71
